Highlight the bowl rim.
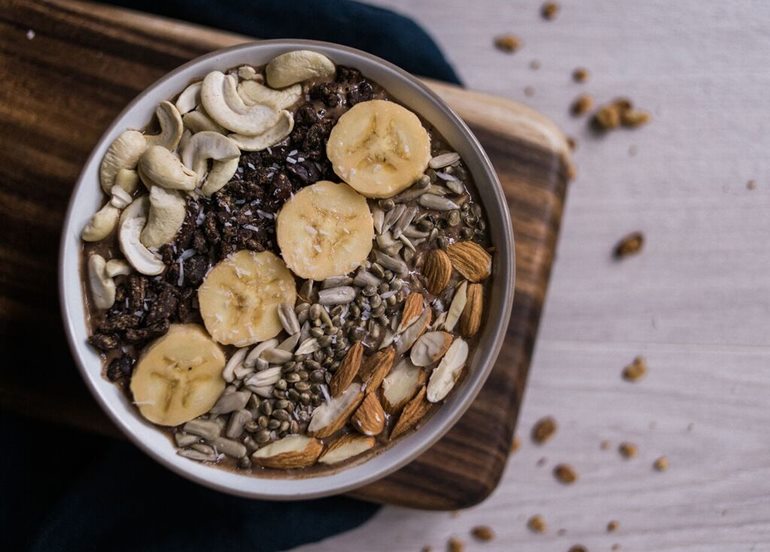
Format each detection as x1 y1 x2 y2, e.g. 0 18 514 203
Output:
59 39 515 500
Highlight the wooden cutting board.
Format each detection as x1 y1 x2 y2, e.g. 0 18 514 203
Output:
0 0 571 510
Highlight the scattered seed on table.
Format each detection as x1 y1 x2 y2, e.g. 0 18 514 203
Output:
571 94 594 116
600 440 611 450
572 67 589 82
532 416 558 444
611 544 622 551
653 456 669 471
421 546 432 552
553 463 578 484
613 231 644 259
530 59 541 70
511 434 521 453
629 145 639 156
747 179 757 190
537 457 547 467
607 520 620 532
524 86 535 97
569 545 588 552
447 536 464 552
622 356 647 381
494 34 521 53
541 1 560 19
618 442 638 459
528 514 547 533
567 136 577 150
470 525 495 542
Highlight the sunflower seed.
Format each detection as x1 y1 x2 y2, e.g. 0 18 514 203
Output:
261 348 293 364
178 448 216 462
373 250 408 277
211 390 250 415
446 179 465 194
278 303 301 335
222 347 248 383
309 303 322 321
310 326 325 338
382 203 406 234
419 194 459 211
174 432 199 448
428 184 451 196
399 234 416 252
210 436 247 458
296 337 321 355
183 419 221 440
316 286 356 306
245 366 282 391
225 409 252 439
372 207 385 234
394 175 430 203
429 152 461 169
299 279 315 301
243 339 279 368
354 269 381 287
392 206 418 238
403 225 430 239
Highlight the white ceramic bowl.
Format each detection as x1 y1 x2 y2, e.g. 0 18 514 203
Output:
59 40 514 500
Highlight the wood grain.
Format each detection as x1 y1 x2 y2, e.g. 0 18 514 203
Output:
0 0 569 510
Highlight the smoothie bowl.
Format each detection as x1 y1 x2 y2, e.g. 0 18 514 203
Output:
59 40 514 499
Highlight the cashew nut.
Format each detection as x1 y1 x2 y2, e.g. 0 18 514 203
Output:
180 131 240 196
237 65 260 81
137 145 198 191
140 186 187 248
175 82 202 115
109 184 133 209
182 109 227 134
82 202 120 242
237 80 302 111
119 195 166 275
201 158 239 197
265 50 336 88
144 101 184 150
114 168 140 195
88 254 117 310
105 259 132 278
229 110 294 152
99 130 147 193
201 71 280 135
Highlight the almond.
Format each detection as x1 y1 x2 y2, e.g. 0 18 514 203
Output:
423 249 452 295
390 386 431 440
410 331 453 367
398 292 424 332
382 358 427 413
395 307 432 355
360 346 396 394
329 341 363 396
443 281 467 332
426 338 469 403
308 383 364 438
351 392 386 436
251 435 323 469
459 283 483 337
318 434 376 465
446 241 492 282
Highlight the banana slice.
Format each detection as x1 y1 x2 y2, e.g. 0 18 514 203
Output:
130 324 226 426
276 181 374 280
327 99 431 198
198 250 297 346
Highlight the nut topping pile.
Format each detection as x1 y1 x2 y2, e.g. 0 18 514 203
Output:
82 50 494 473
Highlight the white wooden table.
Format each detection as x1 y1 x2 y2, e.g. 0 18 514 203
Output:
295 1 770 551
